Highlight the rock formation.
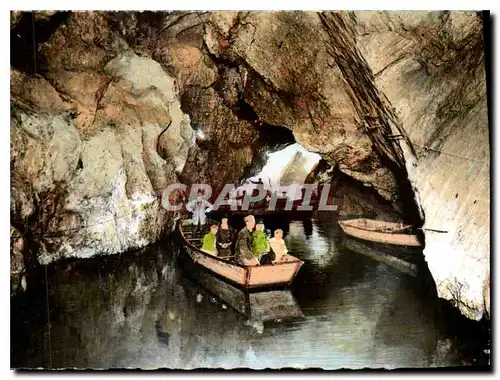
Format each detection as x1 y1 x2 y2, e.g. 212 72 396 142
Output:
10 10 490 321
11 12 193 270
278 151 310 185
353 11 490 321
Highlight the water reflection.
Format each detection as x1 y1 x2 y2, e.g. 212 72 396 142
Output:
179 254 304 324
10 219 488 369
302 219 313 240
342 237 420 277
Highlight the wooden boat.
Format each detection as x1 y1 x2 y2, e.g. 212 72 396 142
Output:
338 218 422 247
180 256 304 322
177 219 304 290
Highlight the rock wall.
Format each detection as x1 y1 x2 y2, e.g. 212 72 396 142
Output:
10 12 195 269
199 10 490 321
109 10 416 213
203 11 403 204
278 151 310 185
10 11 490 321
353 11 490 320
106 11 293 196
10 11 293 280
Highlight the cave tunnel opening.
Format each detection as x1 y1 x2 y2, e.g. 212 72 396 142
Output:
244 143 322 200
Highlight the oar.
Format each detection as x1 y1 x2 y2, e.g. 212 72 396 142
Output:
418 228 448 233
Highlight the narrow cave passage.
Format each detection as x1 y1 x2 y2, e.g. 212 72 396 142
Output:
212 129 433 288
239 143 321 200
9 9 490 370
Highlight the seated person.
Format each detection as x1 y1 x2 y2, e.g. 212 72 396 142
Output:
216 217 234 258
268 229 289 263
201 224 218 256
235 215 259 266
253 220 271 264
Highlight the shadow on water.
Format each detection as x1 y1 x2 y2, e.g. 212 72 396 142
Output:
10 217 490 369
177 252 304 324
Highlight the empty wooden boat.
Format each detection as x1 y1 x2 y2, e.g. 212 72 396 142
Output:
177 219 304 290
338 218 422 247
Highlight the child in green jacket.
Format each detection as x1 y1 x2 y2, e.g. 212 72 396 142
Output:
252 221 269 260
202 224 218 255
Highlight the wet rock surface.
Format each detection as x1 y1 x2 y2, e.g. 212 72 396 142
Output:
353 11 489 320
10 11 489 321
10 12 186 270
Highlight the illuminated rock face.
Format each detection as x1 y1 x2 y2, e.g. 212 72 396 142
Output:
10 13 191 266
10 11 489 321
278 151 311 185
353 11 489 321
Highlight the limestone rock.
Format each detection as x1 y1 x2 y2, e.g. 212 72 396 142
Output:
10 11 22 28
103 52 195 173
10 12 195 265
278 151 310 185
201 11 403 203
106 11 291 198
355 10 489 320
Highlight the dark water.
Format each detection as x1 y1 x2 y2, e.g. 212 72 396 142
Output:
11 218 490 369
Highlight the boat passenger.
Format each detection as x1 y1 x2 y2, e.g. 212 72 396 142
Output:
186 190 214 237
269 229 289 262
235 215 259 266
216 217 235 258
253 220 270 263
201 224 219 256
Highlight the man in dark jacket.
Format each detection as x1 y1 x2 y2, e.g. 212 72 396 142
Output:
235 215 259 266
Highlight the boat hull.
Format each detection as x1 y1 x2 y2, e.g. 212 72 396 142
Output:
179 256 304 321
247 257 303 288
177 220 304 290
338 219 422 247
186 245 248 286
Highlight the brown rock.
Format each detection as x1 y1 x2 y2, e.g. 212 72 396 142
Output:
11 70 73 113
